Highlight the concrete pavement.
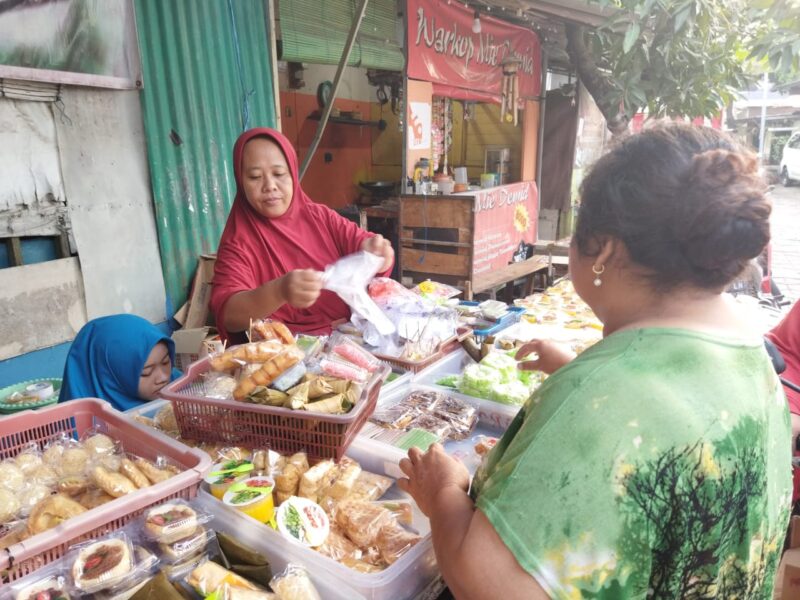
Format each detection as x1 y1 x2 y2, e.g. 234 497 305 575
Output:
769 184 800 302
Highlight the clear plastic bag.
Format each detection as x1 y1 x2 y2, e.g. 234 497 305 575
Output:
328 333 382 373
269 564 322 600
69 531 136 594
322 252 395 336
142 501 211 544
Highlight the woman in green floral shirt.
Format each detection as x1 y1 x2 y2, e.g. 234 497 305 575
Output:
398 123 792 599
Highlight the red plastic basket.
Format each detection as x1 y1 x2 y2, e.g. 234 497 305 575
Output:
371 326 469 373
161 357 389 461
0 398 211 584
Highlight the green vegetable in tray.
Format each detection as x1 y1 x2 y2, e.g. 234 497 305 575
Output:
436 374 460 388
455 352 545 406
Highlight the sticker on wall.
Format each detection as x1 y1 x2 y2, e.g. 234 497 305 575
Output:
407 101 431 150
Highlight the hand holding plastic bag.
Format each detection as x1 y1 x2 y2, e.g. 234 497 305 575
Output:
322 252 395 336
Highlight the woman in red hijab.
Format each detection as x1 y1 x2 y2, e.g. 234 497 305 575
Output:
210 127 394 343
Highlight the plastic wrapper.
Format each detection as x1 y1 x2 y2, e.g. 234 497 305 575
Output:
209 341 285 372
474 435 498 457
314 525 361 562
82 431 120 456
216 530 273 588
375 522 422 565
203 372 238 400
319 356 368 384
370 404 418 430
77 489 116 510
185 559 260 595
271 362 307 393
153 404 179 433
89 466 136 498
276 496 330 547
403 390 442 410
328 333 381 373
133 456 180 485
320 457 362 502
42 433 70 469
432 395 479 440
9 564 70 600
234 345 305 401
249 319 295 345
27 494 87 535
29 463 60 487
406 414 453 440
218 583 277 599
18 482 52 516
274 453 309 496
157 526 215 563
295 334 323 359
128 571 185 600
69 532 136 594
0 486 21 523
14 443 44 475
93 546 159 600
298 460 336 501
143 502 209 544
368 277 418 306
322 251 395 337
412 280 461 302
0 459 26 492
347 471 394 503
269 564 322 600
334 501 393 548
373 500 414 527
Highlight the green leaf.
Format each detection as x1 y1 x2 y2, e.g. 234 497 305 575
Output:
623 23 641 53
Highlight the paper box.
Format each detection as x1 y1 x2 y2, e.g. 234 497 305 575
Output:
172 326 221 371
184 254 217 330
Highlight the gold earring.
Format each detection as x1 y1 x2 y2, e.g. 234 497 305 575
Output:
592 264 605 287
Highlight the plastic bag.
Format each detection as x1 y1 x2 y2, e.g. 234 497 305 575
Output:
334 501 393 548
322 252 395 336
368 277 418 307
9 564 70 600
269 564 322 600
142 501 211 544
412 280 461 302
14 443 44 475
347 471 394 503
186 559 260 595
203 372 238 400
69 532 137 594
375 522 422 565
328 333 381 373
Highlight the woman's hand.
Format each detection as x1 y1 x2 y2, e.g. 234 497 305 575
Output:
516 339 576 375
397 444 470 517
280 269 323 308
361 234 395 273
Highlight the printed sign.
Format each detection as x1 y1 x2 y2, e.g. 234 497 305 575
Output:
407 0 541 100
407 101 432 151
471 181 538 278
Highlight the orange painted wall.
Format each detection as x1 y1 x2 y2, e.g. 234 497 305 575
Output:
280 91 396 209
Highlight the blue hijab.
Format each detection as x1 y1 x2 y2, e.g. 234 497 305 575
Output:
59 314 180 412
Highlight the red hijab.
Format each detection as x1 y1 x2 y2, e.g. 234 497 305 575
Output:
768 300 800 413
210 128 372 341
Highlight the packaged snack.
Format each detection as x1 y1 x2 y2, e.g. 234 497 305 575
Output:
209 340 285 373
77 489 116 510
269 564 322 600
91 466 137 498
186 559 260 595
218 583 277 599
57 475 89 497
370 404 418 430
30 463 59 487
329 334 381 373
403 390 442 411
19 483 52 516
375 522 421 565
27 494 87 535
70 534 135 593
334 501 393 548
319 356 369 383
158 526 215 563
134 457 179 485
474 435 498 456
274 453 309 497
11 568 71 600
347 471 394 503
250 319 295 345
15 445 44 475
119 458 151 489
42 435 68 469
284 381 311 410
60 446 91 477
82 431 118 456
205 460 255 500
271 362 308 393
295 334 323 359
234 345 305 401
0 460 26 492
305 376 334 400
314 526 360 562
373 500 414 527
223 477 276 525
204 372 238 400
276 497 330 547
298 461 335 501
0 486 21 523
143 502 200 544
321 458 362 502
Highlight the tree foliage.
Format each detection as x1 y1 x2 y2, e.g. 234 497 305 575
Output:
566 0 800 134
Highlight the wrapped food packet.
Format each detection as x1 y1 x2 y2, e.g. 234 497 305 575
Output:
216 530 273 589
406 414 453 441
143 502 210 544
82 430 120 457
234 345 305 401
298 461 336 501
158 526 216 564
133 456 181 485
247 387 289 407
373 500 414 527
334 501 394 548
314 525 361 562
303 394 351 415
269 564 322 600
9 564 70 600
90 465 138 498
271 362 307 393
347 471 394 503
321 458 362 502
185 559 260 595
14 442 44 475
69 532 136 594
129 571 186 600
274 453 309 499
204 372 238 400
412 279 461 302
319 357 368 384
218 582 277 599
95 546 160 600
0 459 26 493
18 482 53 516
305 376 334 400
375 522 422 565
29 463 59 487
370 404 418 430
249 319 295 345
209 341 285 373
403 390 442 410
154 403 180 434
0 521 28 550
284 382 311 410
328 333 381 373
42 432 71 469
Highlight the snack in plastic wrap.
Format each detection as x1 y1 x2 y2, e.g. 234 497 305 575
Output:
13 573 71 600
134 458 178 484
186 559 260 595
234 345 305 400
269 564 322 600
71 535 134 593
15 447 43 475
27 494 87 535
42 439 66 469
91 466 137 498
347 471 394 503
375 522 422 565
57 475 89 497
322 458 362 502
319 357 368 383
406 414 453 440
83 432 117 456
30 464 59 487
370 404 418 430
144 503 199 543
218 584 277 599
298 461 336 501
274 453 309 500
314 526 360 562
204 372 239 400
271 362 308 393
0 460 25 492
0 487 21 523
209 341 285 373
119 459 151 489
158 526 213 563
284 381 310 410
329 334 381 373
154 403 179 433
474 435 499 456
276 497 330 547
19 483 52 516
61 446 91 476
373 500 414 527
77 489 116 510
250 319 295 345
335 501 393 548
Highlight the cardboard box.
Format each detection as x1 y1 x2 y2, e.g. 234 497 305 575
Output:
172 326 221 371
184 254 217 330
776 516 800 599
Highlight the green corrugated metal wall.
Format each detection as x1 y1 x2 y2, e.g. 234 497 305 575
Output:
135 0 277 313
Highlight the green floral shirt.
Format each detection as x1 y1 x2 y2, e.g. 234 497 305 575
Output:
471 328 792 599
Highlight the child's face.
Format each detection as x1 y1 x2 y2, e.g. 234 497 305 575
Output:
138 342 172 400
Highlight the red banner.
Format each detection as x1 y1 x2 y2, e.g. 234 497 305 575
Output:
471 181 539 278
407 0 541 100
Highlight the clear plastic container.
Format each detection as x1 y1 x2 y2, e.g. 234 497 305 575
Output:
196 443 443 600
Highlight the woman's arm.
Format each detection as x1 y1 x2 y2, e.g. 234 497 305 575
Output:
222 270 322 333
399 446 549 600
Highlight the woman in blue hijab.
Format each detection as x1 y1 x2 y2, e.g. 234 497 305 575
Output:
59 314 181 412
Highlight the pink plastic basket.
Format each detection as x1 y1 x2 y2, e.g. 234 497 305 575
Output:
0 398 211 584
161 357 389 461
371 326 469 373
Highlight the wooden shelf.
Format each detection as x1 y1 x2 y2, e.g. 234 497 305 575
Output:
308 112 387 130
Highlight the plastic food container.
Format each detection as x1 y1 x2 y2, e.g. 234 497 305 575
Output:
458 302 526 340
0 398 212 584
197 442 443 600
222 476 275 524
161 353 390 460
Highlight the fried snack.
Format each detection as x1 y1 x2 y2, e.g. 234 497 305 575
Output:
42 443 64 468
20 484 51 514
132 415 156 428
91 466 137 498
335 501 393 548
315 526 360 562
234 346 305 401
375 522 421 565
120 458 151 489
275 453 309 495
251 320 295 345
0 461 25 492
269 566 321 600
0 487 21 522
135 458 175 484
78 489 116 509
58 475 89 497
209 341 285 372
298 460 336 501
84 433 116 455
61 447 90 476
323 458 362 502
347 471 394 502
252 449 269 472
30 464 59 486
15 452 43 474
27 494 87 535
155 403 179 433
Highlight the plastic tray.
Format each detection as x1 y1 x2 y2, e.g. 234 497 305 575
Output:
352 382 508 474
458 302 526 340
370 326 470 374
0 379 62 414
0 398 212 583
196 442 443 600
161 354 389 461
